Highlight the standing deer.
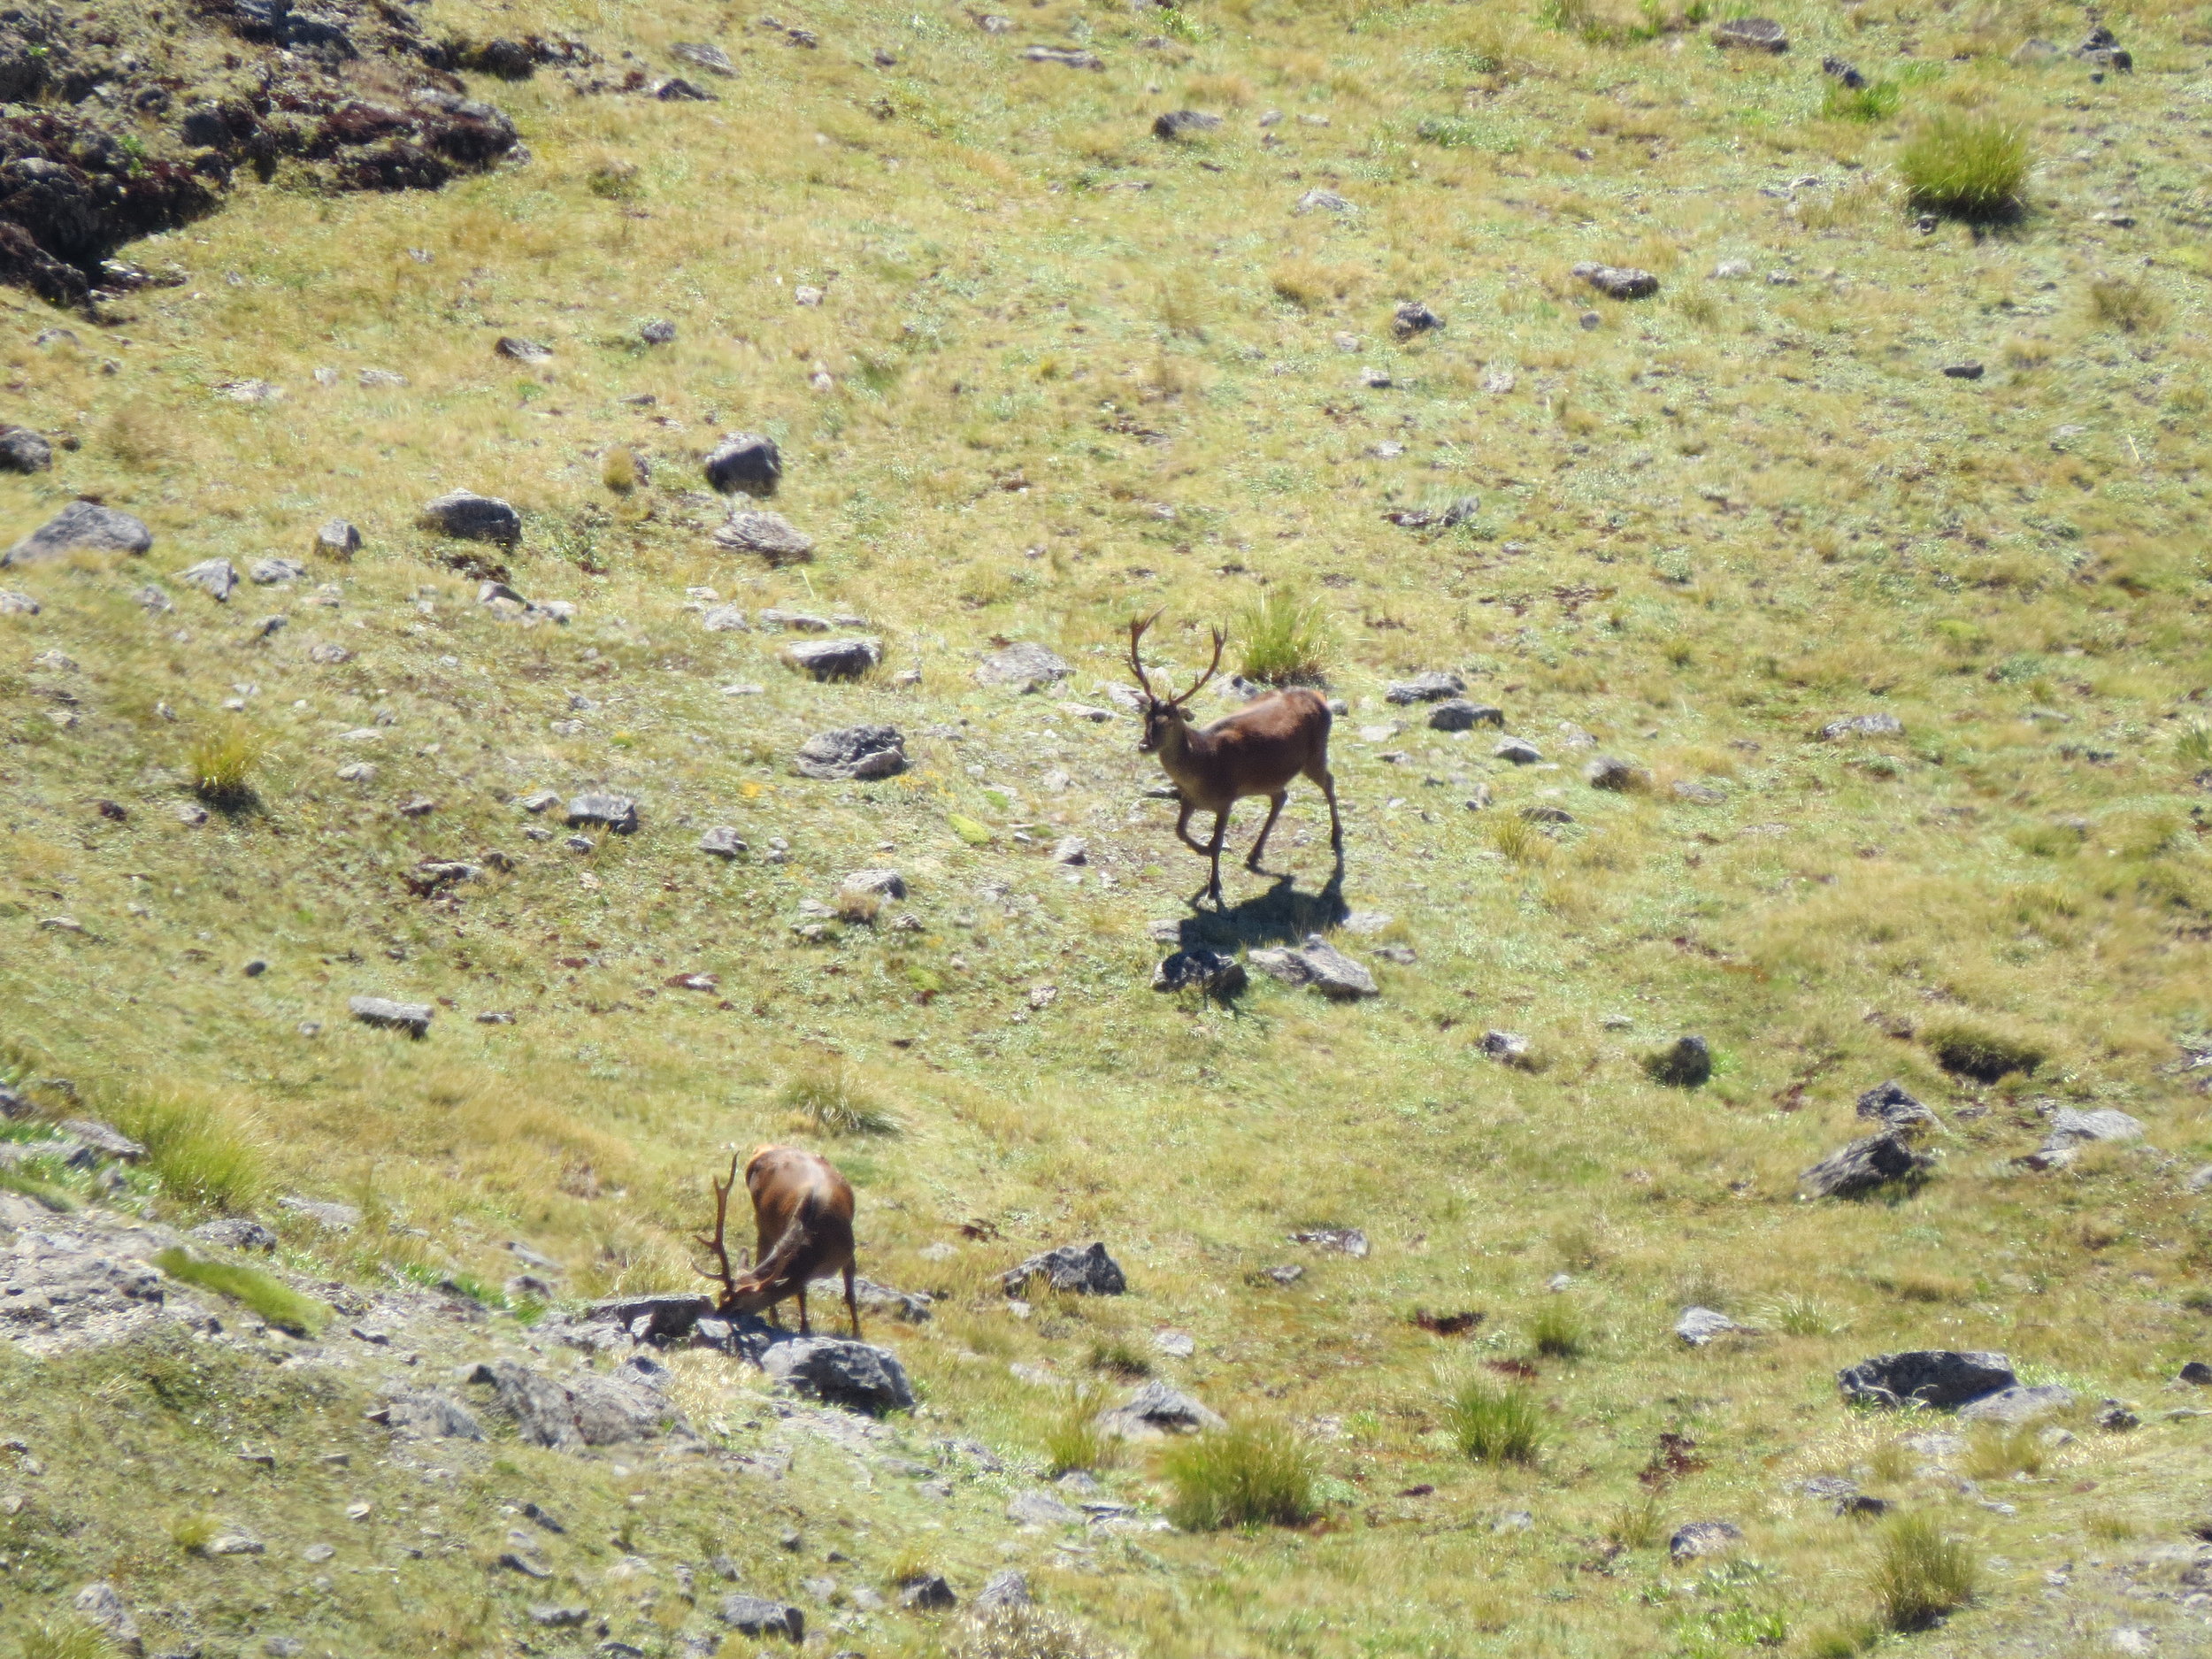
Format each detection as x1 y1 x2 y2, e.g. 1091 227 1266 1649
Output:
695 1144 861 1338
1128 612 1344 908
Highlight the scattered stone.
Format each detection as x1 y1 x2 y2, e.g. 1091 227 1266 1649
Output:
842 869 907 899
701 604 750 633
2076 26 2131 72
1052 836 1088 864
1153 109 1223 140
1264 1264 1304 1286
1838 1350 2016 1410
1801 1133 1932 1198
1586 755 1647 792
2021 1107 2145 1170
758 1337 916 1415
494 335 553 364
1386 671 1466 705
349 995 433 1038
1943 362 1985 381
190 1217 277 1251
527 1606 589 1629
382 1391 486 1440
1479 1030 1532 1066
204 1532 265 1556
1295 188 1353 214
1155 1330 1196 1359
1429 699 1502 732
175 803 209 826
1676 1306 1740 1346
898 1573 956 1610
566 794 640 834
1291 1227 1369 1257
0 426 53 473
1494 737 1542 764
250 557 305 586
1023 44 1104 68
1003 1242 1127 1296
2180 1362 2212 1386
1246 934 1378 1000
419 490 521 545
784 637 882 680
794 725 906 781
4 501 153 565
718 1594 804 1640
490 1360 691 1448
1819 711 1904 740
976 641 1071 691
1646 1034 1711 1087
278 1196 361 1232
1152 948 1247 996
704 433 782 495
672 41 737 74
2096 1400 2139 1432
1096 1379 1225 1440
975 1569 1033 1609
1713 16 1786 50
1392 300 1442 339
60 1120 144 1162
712 511 814 563
1670 1521 1745 1560
176 557 239 601
1573 263 1659 300
760 607 833 631
638 319 677 344
73 1584 142 1655
1007 1490 1080 1526
1959 1385 2074 1425
699 826 749 858
1856 1080 1939 1134
0 590 37 614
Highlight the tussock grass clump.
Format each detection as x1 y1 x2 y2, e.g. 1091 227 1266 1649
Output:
2177 723 2212 768
1529 1302 1586 1358
1042 1390 1117 1476
601 446 640 493
1160 1423 1317 1531
1445 1379 1544 1463
833 888 883 926
1605 1489 1665 1549
2089 276 2163 334
1086 1337 1151 1379
167 1512 220 1553
779 1065 900 1136
19 1619 119 1659
154 1248 328 1337
1869 1513 1978 1631
1233 591 1331 686
111 1094 265 1213
1920 1018 2045 1081
1962 1421 2044 1480
1898 113 2029 219
951 1607 1122 1659
1491 815 1552 866
1269 259 1361 309
185 724 270 810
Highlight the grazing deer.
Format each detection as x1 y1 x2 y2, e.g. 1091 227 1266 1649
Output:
695 1144 861 1338
1128 612 1343 908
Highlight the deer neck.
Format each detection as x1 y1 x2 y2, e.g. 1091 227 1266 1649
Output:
1155 713 1214 791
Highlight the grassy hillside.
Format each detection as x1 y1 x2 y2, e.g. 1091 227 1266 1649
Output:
4 0 2212 1649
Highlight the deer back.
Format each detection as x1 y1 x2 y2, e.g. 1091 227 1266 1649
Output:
1179 687 1332 802
727 1146 856 1306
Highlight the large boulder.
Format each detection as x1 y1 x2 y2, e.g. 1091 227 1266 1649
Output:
1096 1379 1225 1440
718 1594 803 1640
975 641 1070 692
1837 1350 2016 1410
1002 1241 1126 1296
1958 1384 2074 1425
349 995 432 1037
565 793 640 834
419 490 520 544
704 433 782 495
794 725 906 780
1572 263 1659 300
1800 1133 1932 1199
1248 934 1378 1000
757 1336 915 1414
381 1390 485 1440
4 501 153 565
0 426 52 473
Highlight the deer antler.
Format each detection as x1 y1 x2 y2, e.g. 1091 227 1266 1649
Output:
691 1152 741 1309
1126 611 1164 701
1174 626 1227 708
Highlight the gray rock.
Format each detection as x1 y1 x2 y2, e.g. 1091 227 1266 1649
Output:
584 1292 713 1342
1247 933 1378 1000
1007 1491 1079 1526
0 426 53 473
784 637 881 680
1428 699 1502 732
1822 54 1865 85
1003 1241 1126 1296
1393 300 1442 338
1586 755 1646 791
1152 948 1246 996
699 826 749 857
976 641 1070 691
1673 780 1727 803
0 590 37 615
638 319 677 344
757 1337 916 1414
526 1606 589 1628
4 501 153 565
975 1569 1033 1609
841 1276 933 1323
1838 1350 2016 1409
1480 1029 1532 1065
704 433 782 496
278 1196 362 1231
1153 109 1222 140
1943 362 1985 381
1801 1133 1932 1198
1713 15 1786 50
1646 1033 1711 1087
317 518 361 557
898 1573 956 1610
1097 1379 1225 1440
672 40 736 73
349 995 432 1037
205 1532 265 1555
1958 1384 2074 1425
1295 188 1352 214
1676 1306 1740 1346
59 1119 144 1162
795 724 906 780
173 558 238 602
494 336 552 364
712 510 813 563
1670 1521 1744 1560
73 1583 142 1655
566 794 639 834
760 607 834 631
2022 1107 2145 1170
701 603 749 633
1856 1080 1939 1134
841 869 907 899
1053 836 1088 864
1155 1330 1195 1358
1494 736 1542 764
1820 711 1904 740
492 1361 689 1447
1290 1227 1368 1257
189 1217 277 1251
383 1390 486 1440
1024 44 1104 68
1573 263 1659 299
419 490 520 544
718 1594 803 1640
250 557 305 585
2180 1361 2212 1386
1385 671 1465 705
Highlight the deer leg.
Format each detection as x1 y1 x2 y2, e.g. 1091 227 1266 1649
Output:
796 1284 810 1337
1203 810 1229 906
1172 797 1211 856
1246 792 1287 872
1313 764 1345 855
844 1263 862 1340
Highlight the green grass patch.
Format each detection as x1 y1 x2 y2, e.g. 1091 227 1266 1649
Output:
1869 1513 1978 1631
19 1620 120 1659
0 1166 78 1211
107 1094 265 1214
1233 589 1333 687
1898 113 2029 219
1445 1379 1545 1463
1160 1424 1317 1531
153 1249 329 1337
1821 79 1899 121
1529 1301 1586 1358
949 813 994 846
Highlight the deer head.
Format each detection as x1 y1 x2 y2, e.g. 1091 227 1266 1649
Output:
692 1152 748 1310
1127 612 1225 754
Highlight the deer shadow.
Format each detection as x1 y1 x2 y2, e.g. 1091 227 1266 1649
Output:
1173 864 1348 953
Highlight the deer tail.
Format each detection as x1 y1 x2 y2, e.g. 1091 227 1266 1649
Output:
742 1194 824 1292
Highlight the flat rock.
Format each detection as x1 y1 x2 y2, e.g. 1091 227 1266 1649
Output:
718 1594 803 1640
565 794 639 833
2022 1107 2145 1170
698 826 748 858
4 501 153 565
784 637 881 680
1290 1227 1369 1257
1024 43 1103 67
490 1361 691 1448
250 557 306 586
795 724 906 781
976 1569 1033 1609
0 590 38 614
1670 1521 1744 1560
383 1390 485 1440
1713 16 1786 50
1386 671 1464 704
704 433 782 496
1097 1379 1225 1440
317 519 361 557
1152 948 1246 996
1838 1350 2016 1410
1572 263 1659 299
1494 737 1542 764
1153 109 1223 140
1429 700 1503 733
1958 1384 2074 1425
1801 1133 1932 1198
701 603 749 633
976 641 1070 691
1247 933 1378 1000
349 995 432 1037
1676 1306 1740 1346
59 1119 144 1162
672 40 736 73
189 1217 276 1251
1856 1079 1939 1134
1002 1241 1126 1296
419 490 520 544
1393 300 1442 338
757 1337 915 1414
1821 711 1904 741
712 511 813 563
584 1292 713 1343
1295 188 1352 214
494 336 552 364
278 1196 361 1232
1586 755 1646 791
175 558 239 602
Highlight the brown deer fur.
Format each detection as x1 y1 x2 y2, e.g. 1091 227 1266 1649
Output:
695 1144 860 1337
1128 613 1344 907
